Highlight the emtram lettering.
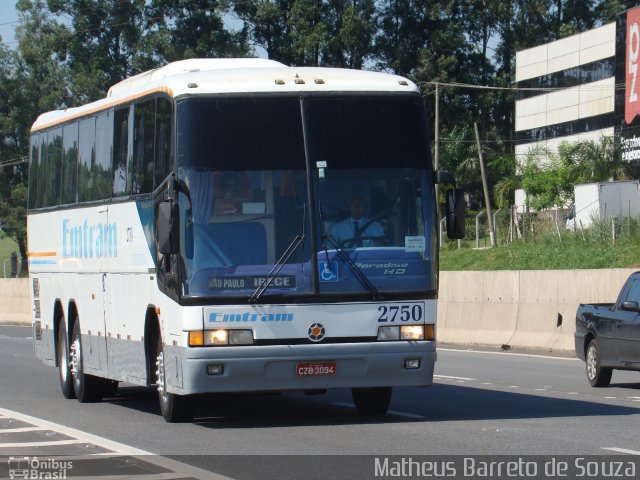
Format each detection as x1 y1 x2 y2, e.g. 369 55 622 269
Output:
62 218 118 258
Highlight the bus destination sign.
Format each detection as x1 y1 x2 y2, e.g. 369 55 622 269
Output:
208 275 297 290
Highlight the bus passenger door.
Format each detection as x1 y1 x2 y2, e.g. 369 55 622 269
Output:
84 207 109 374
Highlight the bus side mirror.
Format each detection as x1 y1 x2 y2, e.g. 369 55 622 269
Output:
446 188 466 239
157 201 179 255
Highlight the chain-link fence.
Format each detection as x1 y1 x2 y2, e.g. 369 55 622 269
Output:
440 205 640 250
1 253 25 278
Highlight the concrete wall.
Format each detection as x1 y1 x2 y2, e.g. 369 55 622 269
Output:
0 278 31 325
2 269 637 352
438 269 637 352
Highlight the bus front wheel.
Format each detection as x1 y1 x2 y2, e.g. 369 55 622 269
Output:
351 387 392 415
156 336 193 422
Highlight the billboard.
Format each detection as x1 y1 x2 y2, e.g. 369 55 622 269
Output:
616 6 640 164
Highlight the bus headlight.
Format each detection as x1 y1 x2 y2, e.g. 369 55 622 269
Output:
229 330 254 345
400 325 425 341
378 325 429 341
189 329 254 346
205 330 229 345
377 326 400 341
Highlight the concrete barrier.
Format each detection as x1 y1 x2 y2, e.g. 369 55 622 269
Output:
0 278 31 325
2 270 638 351
438 268 637 352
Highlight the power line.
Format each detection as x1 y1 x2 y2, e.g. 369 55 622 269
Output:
0 156 28 168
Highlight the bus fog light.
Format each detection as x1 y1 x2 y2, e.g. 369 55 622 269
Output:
400 325 424 340
229 330 254 345
404 359 421 369
205 330 228 345
207 364 224 375
378 326 400 341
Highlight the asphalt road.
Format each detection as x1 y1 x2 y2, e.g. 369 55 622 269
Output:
1 325 639 478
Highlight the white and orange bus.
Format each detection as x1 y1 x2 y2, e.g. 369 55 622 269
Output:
28 59 464 422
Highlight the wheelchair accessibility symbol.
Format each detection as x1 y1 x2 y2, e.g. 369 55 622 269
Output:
319 261 339 282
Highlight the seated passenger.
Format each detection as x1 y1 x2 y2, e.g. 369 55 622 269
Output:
213 173 251 215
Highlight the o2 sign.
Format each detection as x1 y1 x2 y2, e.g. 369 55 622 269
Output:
626 8 640 124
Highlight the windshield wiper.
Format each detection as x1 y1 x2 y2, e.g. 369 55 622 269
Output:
249 234 304 304
318 203 381 300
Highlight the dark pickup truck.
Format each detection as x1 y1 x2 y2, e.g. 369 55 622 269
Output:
575 271 640 387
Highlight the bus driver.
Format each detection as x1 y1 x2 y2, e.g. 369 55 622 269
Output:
329 194 384 247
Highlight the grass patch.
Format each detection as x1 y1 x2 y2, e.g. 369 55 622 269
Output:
440 239 640 270
440 218 640 271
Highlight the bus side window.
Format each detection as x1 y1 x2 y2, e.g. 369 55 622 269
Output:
28 133 40 209
113 107 131 197
44 128 63 207
61 123 79 205
77 117 96 202
132 99 156 194
155 98 172 186
95 111 114 200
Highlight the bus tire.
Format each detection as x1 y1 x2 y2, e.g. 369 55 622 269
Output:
57 320 76 399
156 336 193 422
70 318 106 403
351 387 392 415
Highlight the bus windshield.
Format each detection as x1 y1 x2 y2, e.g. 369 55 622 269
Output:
176 95 436 300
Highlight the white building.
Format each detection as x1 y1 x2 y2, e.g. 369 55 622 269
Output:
515 23 616 168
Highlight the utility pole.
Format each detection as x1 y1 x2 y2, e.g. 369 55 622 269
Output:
474 122 496 247
434 82 440 222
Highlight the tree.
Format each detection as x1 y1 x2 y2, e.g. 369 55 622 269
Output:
46 0 147 103
145 0 250 63
288 0 329 65
233 0 298 64
323 0 375 69
521 137 627 210
0 184 28 262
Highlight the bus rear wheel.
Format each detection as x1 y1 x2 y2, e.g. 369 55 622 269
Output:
351 387 392 415
57 320 76 399
156 336 193 422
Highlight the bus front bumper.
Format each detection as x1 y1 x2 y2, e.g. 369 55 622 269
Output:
164 341 436 395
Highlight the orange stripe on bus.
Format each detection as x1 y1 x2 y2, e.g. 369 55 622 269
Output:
27 252 57 257
31 86 174 133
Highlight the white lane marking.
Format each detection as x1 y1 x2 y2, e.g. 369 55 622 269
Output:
508 386 519 389
51 475 181 480
0 439 83 447
0 427 46 433
602 447 640 455
333 403 425 419
604 396 617 399
567 392 579 395
0 407 231 480
628 396 640 400
439 347 579 361
434 375 476 381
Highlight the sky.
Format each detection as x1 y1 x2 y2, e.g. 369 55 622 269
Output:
0 0 19 48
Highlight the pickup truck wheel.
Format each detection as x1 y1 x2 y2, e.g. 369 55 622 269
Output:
586 339 612 387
